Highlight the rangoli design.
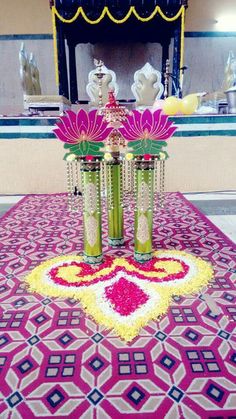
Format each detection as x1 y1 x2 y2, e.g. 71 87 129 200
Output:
26 250 213 341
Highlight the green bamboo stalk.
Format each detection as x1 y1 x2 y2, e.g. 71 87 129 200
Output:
134 161 154 262
82 161 103 264
107 161 124 246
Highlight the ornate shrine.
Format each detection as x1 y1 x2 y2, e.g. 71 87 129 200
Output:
49 0 188 103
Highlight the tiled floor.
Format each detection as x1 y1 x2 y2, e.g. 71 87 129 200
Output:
184 191 236 243
0 196 24 218
1 192 235 243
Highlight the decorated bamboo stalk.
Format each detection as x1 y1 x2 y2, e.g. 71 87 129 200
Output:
106 153 124 246
100 91 129 247
119 108 177 262
53 90 177 266
81 157 103 264
134 156 154 262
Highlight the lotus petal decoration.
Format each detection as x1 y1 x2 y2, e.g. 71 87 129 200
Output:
53 109 113 144
119 108 177 142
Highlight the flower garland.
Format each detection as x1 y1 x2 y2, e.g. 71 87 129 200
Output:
51 5 185 87
52 5 185 25
25 250 213 342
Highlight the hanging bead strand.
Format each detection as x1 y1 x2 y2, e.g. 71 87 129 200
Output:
127 160 132 210
159 160 166 208
100 160 103 198
88 168 93 215
104 160 108 199
141 168 145 212
148 166 152 211
80 161 86 248
71 161 76 211
66 161 71 210
78 159 82 214
131 160 135 207
74 159 80 212
123 159 127 207
154 157 158 211
96 160 101 214
66 161 74 211
134 160 138 210
122 159 127 201
120 158 123 208
110 164 114 210
107 163 113 210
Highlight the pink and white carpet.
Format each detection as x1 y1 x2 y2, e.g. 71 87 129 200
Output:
0 193 235 418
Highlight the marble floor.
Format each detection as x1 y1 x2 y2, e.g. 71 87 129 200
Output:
184 191 236 243
0 191 235 243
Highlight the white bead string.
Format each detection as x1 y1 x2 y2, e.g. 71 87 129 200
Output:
159 160 166 208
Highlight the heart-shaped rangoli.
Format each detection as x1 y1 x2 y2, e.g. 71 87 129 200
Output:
25 250 213 341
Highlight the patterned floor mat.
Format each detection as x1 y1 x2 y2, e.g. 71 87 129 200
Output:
0 193 235 418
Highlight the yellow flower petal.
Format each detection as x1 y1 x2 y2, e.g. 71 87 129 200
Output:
66 153 76 162
159 152 166 160
104 152 113 161
126 153 134 161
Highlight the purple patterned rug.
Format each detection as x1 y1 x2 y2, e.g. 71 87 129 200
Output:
0 193 235 418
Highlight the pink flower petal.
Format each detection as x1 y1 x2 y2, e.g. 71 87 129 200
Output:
105 277 149 316
119 111 142 141
155 114 177 140
60 111 79 140
119 108 176 142
158 126 177 140
152 109 166 134
53 117 78 142
53 128 76 144
89 111 113 142
141 109 154 135
76 109 89 137
131 110 143 134
54 109 112 144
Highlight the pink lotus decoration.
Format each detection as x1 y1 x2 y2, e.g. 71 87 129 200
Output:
53 109 113 144
119 109 177 142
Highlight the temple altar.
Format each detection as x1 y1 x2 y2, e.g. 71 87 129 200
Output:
51 0 187 102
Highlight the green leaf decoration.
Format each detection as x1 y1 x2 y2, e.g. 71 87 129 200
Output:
63 143 73 149
128 139 167 155
63 141 104 156
88 142 104 156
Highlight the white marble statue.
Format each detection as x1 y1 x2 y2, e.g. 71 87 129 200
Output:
86 64 119 106
19 43 33 95
29 53 41 95
131 62 164 108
